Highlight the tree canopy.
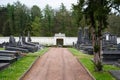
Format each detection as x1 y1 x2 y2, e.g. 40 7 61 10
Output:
0 1 120 37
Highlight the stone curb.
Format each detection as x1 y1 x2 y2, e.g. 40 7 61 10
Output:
19 56 40 80
76 58 96 80
19 48 48 80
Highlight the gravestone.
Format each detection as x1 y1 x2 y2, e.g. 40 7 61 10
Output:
0 63 9 71
17 36 23 46
117 43 120 50
109 70 120 80
9 35 16 47
102 32 120 64
0 50 20 64
5 46 29 53
76 27 93 54
102 32 117 50
77 27 83 45
27 31 31 42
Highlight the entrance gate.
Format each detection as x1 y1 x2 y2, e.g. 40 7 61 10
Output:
56 38 63 46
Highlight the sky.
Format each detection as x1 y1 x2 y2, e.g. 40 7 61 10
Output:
0 0 78 10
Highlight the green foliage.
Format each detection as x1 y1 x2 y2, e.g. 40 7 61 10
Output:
42 4 54 36
31 16 41 36
31 5 42 21
0 1 119 36
108 14 120 36
0 1 80 37
69 48 120 80
0 48 48 80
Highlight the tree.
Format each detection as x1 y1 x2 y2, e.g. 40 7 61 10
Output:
74 0 110 71
14 1 31 35
0 6 8 36
31 5 42 21
108 14 120 36
31 16 41 36
43 4 54 36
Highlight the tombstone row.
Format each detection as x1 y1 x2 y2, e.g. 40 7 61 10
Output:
0 32 43 70
75 27 120 65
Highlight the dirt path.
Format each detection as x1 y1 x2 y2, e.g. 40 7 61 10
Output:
21 48 94 80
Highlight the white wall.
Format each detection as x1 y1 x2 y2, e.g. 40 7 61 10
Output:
64 37 77 45
0 37 119 45
117 37 120 44
0 37 77 46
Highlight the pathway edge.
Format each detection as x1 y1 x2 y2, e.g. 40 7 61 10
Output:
76 58 96 80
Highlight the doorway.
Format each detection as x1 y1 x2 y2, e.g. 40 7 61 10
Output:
56 38 63 46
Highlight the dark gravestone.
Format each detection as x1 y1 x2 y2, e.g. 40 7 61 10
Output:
9 35 16 47
0 50 20 58
102 32 120 64
109 70 120 80
17 36 23 46
102 32 117 50
84 27 90 44
0 63 9 71
76 27 93 54
102 50 120 62
5 46 29 53
27 31 31 42
5 36 30 53
0 56 17 63
22 36 26 44
117 43 120 50
17 36 39 52
77 27 83 44
115 59 120 67
0 50 20 63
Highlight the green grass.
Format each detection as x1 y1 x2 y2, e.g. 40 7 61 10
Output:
0 48 4 50
69 48 120 80
0 48 48 80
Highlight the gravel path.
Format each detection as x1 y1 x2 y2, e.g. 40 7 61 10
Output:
21 48 94 80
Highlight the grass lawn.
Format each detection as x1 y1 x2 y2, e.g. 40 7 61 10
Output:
0 48 4 50
69 48 120 80
0 48 48 80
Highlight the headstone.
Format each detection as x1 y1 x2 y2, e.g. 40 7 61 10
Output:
103 32 117 46
22 36 26 44
27 31 31 42
0 63 9 71
77 27 83 44
9 35 16 47
109 70 120 80
17 36 23 46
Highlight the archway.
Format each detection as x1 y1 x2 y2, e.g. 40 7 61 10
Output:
56 38 63 46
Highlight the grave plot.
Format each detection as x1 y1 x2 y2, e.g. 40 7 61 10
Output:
3 32 42 53
76 30 120 65
0 50 20 64
109 70 120 80
0 33 43 71
102 32 120 64
115 59 120 67
75 27 93 54
0 56 17 63
5 46 29 53
0 63 9 71
102 50 120 64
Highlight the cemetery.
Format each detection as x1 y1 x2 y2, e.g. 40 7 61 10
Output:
0 33 42 72
0 0 120 80
75 28 120 79
76 28 120 64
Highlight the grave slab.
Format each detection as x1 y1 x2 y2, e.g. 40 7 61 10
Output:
109 70 120 80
